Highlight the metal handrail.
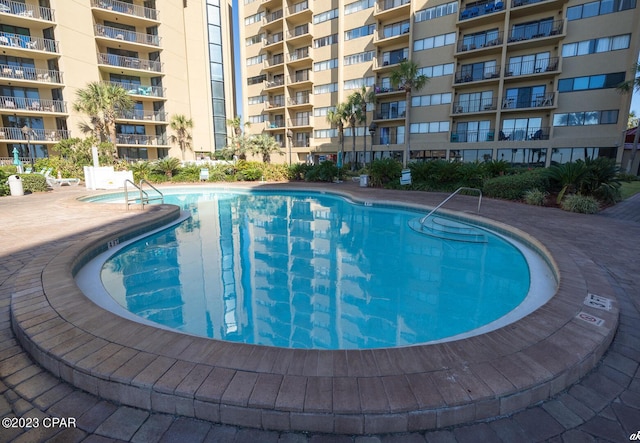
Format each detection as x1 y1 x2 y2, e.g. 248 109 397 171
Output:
419 187 482 225
124 179 163 210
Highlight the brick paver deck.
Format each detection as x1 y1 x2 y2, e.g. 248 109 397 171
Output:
1 183 638 442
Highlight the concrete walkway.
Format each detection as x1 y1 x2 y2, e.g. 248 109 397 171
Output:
1 184 638 442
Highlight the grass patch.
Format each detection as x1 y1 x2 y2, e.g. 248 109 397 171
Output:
620 181 640 200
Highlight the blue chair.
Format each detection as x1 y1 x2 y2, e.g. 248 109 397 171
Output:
495 1 504 9
470 6 480 16
460 9 471 19
485 3 495 13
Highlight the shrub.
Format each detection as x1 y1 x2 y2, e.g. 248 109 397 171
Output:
617 172 638 182
368 158 402 187
544 161 588 203
262 163 290 181
524 188 548 206
483 170 548 200
19 173 48 192
561 194 599 214
290 163 313 181
305 161 338 182
153 157 182 178
129 161 152 182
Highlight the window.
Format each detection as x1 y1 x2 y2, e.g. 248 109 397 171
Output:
345 0 375 15
246 54 266 66
314 83 338 94
245 34 263 46
314 59 338 71
454 121 492 143
247 74 266 85
248 95 266 105
314 34 338 48
381 48 408 65
314 129 338 138
248 115 265 124
314 8 338 23
553 110 618 126
314 106 335 117
418 63 454 78
501 118 542 141
510 18 554 41
456 91 494 112
507 52 551 75
344 77 375 90
503 85 546 108
410 121 450 133
567 0 636 20
415 1 457 22
457 61 498 82
345 24 375 41
562 34 630 57
461 29 500 51
412 93 452 107
344 50 375 66
244 12 264 25
414 33 456 51
382 20 410 39
558 72 626 92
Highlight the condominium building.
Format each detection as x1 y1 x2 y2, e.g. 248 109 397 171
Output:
239 0 639 166
0 0 235 164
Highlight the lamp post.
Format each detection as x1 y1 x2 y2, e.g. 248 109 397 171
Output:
286 129 293 165
368 122 377 168
21 125 35 171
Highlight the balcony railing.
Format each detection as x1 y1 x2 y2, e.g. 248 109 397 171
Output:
512 0 556 7
288 1 309 15
265 78 285 88
0 0 55 21
288 71 310 84
292 139 310 147
116 134 166 145
107 81 166 98
375 129 404 145
287 26 309 39
498 127 550 141
119 110 167 121
377 0 411 13
504 57 559 77
97 53 163 72
0 127 70 141
501 92 556 109
265 121 285 129
457 32 503 52
265 56 285 67
91 0 159 21
289 48 310 61
264 33 284 46
0 64 63 83
0 96 67 113
288 117 311 126
454 65 501 83
265 10 283 23
95 24 161 46
288 94 310 105
459 1 505 20
0 32 59 52
452 97 498 113
508 19 564 43
374 83 404 94
450 129 496 142
266 99 285 108
375 110 406 120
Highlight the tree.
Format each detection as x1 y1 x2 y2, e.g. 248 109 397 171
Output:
250 134 283 163
326 104 348 169
73 82 134 157
168 114 194 160
628 110 638 129
617 62 640 173
350 86 376 168
390 60 429 168
227 116 251 160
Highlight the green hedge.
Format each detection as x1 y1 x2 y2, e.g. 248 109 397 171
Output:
483 170 549 200
19 173 48 193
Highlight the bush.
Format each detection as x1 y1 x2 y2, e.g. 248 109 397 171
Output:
369 158 402 187
524 188 548 206
483 170 548 200
617 172 638 182
19 173 48 192
305 161 338 182
290 163 313 181
561 194 599 214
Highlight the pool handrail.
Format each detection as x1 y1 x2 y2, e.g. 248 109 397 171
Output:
124 179 164 210
419 187 482 225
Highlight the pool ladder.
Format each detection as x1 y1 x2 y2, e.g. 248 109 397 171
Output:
419 187 482 226
124 179 164 210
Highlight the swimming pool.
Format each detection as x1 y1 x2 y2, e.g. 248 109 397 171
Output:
78 188 556 350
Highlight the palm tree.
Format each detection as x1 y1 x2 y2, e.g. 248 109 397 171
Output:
351 86 376 168
73 82 134 157
617 62 640 173
341 95 363 171
250 134 283 163
390 60 429 168
168 114 194 160
326 104 348 169
227 116 251 160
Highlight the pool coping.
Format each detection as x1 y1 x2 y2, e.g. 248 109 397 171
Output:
10 185 619 434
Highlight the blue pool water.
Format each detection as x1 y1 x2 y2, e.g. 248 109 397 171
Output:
95 189 542 350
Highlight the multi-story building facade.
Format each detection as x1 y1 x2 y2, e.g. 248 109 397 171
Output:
240 0 639 166
0 0 235 163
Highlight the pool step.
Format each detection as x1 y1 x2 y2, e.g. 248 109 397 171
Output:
408 216 488 243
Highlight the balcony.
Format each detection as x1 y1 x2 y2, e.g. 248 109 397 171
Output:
454 65 501 84
264 55 285 70
263 10 284 30
0 32 59 53
265 99 285 109
288 47 311 67
374 129 404 146
507 19 565 47
0 127 70 142
0 96 67 113
504 57 559 79
91 0 159 22
286 25 311 44
374 24 410 46
501 92 556 110
456 32 503 56
452 98 498 114
265 120 286 130
95 24 161 47
287 1 312 22
288 116 312 127
498 126 550 141
292 139 310 148
263 33 284 48
116 134 166 145
450 129 496 143
264 78 285 90
0 64 63 84
374 0 411 21
373 110 406 121
458 1 505 24
0 0 55 22
374 83 405 96
110 82 165 99
97 53 162 73
288 93 311 106
511 0 568 16
287 71 311 87
118 109 167 122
